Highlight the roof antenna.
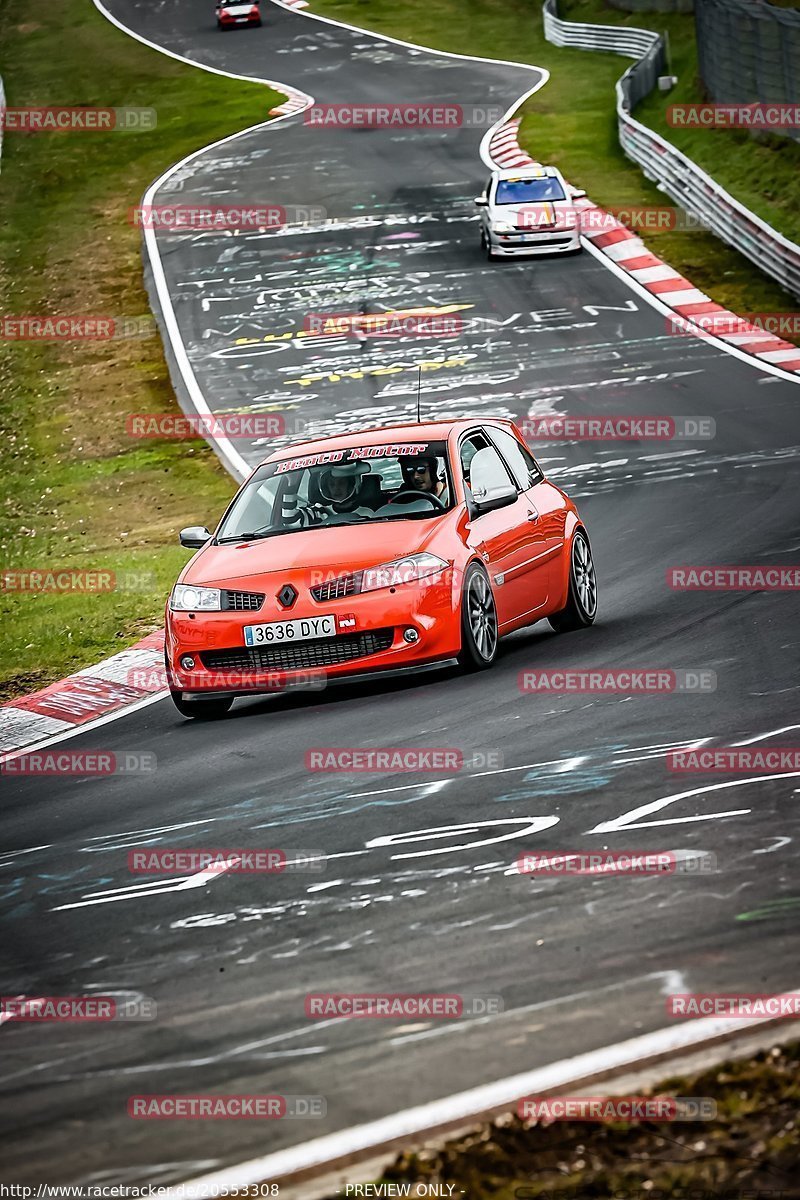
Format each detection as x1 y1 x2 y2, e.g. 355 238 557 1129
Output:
416 363 422 423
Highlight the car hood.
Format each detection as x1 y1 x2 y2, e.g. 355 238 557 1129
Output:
180 516 451 588
489 201 572 227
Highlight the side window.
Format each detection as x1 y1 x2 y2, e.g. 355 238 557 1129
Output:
487 427 544 490
460 432 490 487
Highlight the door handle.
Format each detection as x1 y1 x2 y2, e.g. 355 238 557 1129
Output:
526 508 539 522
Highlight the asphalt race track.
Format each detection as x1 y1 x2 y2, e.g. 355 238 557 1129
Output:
1 0 799 1183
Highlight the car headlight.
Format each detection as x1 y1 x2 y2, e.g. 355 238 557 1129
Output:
360 553 449 593
170 584 222 611
491 220 514 234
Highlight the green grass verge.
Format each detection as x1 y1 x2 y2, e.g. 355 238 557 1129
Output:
0 0 282 700
327 1038 800 1197
311 0 799 331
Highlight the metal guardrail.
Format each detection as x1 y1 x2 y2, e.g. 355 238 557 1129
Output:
542 0 800 301
543 3 658 58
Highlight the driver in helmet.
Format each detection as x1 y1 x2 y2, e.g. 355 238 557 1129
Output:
398 452 447 501
294 460 374 526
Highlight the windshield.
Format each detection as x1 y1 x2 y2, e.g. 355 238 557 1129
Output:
216 440 454 542
495 177 566 204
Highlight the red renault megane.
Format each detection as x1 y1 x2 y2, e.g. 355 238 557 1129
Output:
165 419 597 718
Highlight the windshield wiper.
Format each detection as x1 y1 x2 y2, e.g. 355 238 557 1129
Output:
370 511 441 522
216 528 284 544
217 511 441 542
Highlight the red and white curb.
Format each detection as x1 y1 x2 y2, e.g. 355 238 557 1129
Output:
0 630 167 760
269 83 310 116
487 117 534 170
487 119 800 376
281 0 309 9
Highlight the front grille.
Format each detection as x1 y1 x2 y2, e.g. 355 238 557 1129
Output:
201 628 394 673
221 590 265 611
508 232 574 243
310 574 359 602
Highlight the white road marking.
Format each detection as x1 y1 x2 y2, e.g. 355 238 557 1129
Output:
0 845 51 866
732 725 800 746
51 859 240 911
345 778 452 800
753 836 791 855
365 817 560 860
587 774 800 835
346 756 588 799
82 819 219 852
611 738 711 766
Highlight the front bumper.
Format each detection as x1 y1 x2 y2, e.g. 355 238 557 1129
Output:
488 228 581 256
218 13 260 25
165 572 462 697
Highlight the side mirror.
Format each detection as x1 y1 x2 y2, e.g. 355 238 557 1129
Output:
179 526 211 549
571 188 586 199
474 196 488 207
469 448 518 515
472 481 517 514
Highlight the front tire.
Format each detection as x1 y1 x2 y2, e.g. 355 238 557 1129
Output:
549 530 597 632
481 228 499 263
170 690 234 720
458 563 499 671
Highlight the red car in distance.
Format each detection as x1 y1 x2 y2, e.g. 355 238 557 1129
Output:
216 0 261 29
165 419 597 718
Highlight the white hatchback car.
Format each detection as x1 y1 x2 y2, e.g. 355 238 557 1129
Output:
475 165 586 260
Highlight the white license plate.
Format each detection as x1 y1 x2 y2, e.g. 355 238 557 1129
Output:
244 614 337 647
